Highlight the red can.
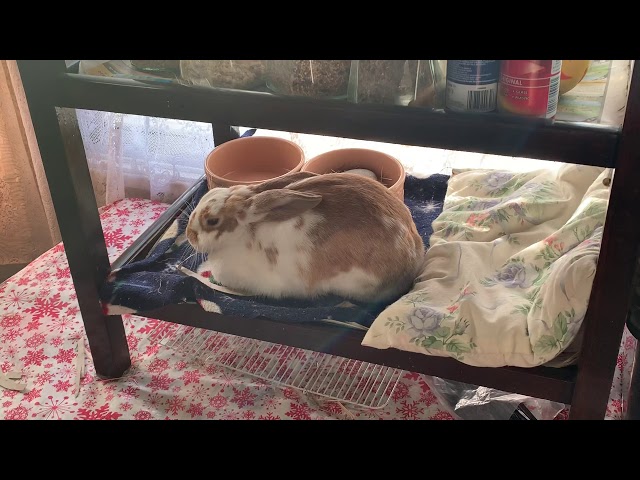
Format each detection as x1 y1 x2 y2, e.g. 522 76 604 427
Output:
498 60 562 118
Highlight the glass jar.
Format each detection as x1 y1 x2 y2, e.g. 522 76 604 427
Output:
264 60 351 98
348 60 408 105
346 60 446 107
407 60 447 109
130 60 180 74
179 60 265 90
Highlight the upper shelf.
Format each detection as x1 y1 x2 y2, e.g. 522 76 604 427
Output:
55 60 633 168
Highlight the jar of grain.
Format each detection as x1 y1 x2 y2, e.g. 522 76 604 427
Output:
180 60 266 90
130 60 180 74
264 60 351 98
407 60 447 109
347 60 408 105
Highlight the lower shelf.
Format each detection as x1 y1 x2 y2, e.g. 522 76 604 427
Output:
140 303 578 404
147 322 403 409
113 172 578 405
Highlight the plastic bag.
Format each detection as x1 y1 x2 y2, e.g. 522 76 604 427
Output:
425 376 566 420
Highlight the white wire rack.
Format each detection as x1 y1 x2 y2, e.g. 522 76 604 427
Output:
145 324 403 409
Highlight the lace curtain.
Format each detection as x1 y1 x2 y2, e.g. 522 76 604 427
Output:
77 110 215 207
1 59 218 265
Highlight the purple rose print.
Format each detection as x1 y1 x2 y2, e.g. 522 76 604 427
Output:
486 172 513 189
503 183 533 200
495 262 527 288
407 307 445 336
468 199 500 210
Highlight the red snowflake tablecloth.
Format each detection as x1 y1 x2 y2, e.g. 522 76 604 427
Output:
0 198 635 420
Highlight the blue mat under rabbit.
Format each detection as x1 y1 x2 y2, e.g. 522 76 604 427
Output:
101 173 449 328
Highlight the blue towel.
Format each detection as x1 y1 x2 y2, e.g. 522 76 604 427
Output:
101 173 449 327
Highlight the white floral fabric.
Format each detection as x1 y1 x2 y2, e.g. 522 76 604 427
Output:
363 165 614 368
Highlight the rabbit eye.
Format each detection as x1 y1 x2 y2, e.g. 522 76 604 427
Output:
206 218 219 227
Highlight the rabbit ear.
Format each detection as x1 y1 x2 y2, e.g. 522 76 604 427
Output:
250 189 322 222
251 172 318 193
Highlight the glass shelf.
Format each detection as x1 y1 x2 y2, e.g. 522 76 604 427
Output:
56 60 630 168
74 60 631 129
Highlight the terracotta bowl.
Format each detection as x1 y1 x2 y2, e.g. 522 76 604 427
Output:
205 136 305 189
302 148 406 201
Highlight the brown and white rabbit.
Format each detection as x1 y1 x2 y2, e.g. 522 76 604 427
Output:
186 171 425 302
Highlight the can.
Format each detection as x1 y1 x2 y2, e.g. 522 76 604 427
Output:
445 60 500 113
497 60 562 118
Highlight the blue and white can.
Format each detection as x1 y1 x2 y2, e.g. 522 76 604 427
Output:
445 60 500 113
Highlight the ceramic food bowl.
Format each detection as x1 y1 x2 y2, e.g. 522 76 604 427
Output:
302 148 406 201
205 136 305 189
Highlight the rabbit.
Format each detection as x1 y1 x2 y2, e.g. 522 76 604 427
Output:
186 171 425 303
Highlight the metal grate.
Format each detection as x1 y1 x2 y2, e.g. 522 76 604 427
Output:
146 324 403 409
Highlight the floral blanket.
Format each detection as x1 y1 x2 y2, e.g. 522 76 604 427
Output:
363 165 611 368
